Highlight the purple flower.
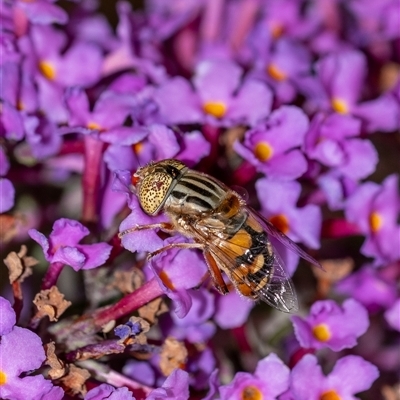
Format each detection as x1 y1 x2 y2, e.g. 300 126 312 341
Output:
0 297 64 400
0 297 16 335
335 265 398 312
150 236 208 291
259 0 319 41
214 291 254 330
23 114 62 160
348 0 400 45
146 368 189 400
234 106 309 180
187 348 216 391
155 59 272 127
163 289 216 343
0 100 25 141
123 359 157 388
85 384 135 400
13 0 68 25
0 61 37 139
345 174 400 265
251 38 312 104
202 369 220 400
219 353 290 400
29 218 112 271
99 175 130 231
290 354 379 400
257 178 321 249
303 50 399 133
304 112 378 181
0 177 15 213
102 1 168 83
291 299 369 351
256 177 321 275
384 299 400 332
149 236 209 318
0 147 15 213
104 125 209 173
64 87 147 140
18 24 102 123
316 171 358 211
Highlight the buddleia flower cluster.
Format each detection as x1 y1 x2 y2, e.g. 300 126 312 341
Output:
1 1 399 399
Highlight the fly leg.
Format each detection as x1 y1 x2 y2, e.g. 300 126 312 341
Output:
147 242 204 259
118 222 175 238
147 242 205 290
204 251 229 295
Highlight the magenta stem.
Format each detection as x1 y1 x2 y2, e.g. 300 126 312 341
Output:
59 139 85 155
322 218 361 239
200 0 224 41
82 135 105 224
41 262 64 290
93 277 164 329
232 160 257 186
229 0 260 51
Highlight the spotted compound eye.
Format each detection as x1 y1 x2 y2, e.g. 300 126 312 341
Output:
138 171 173 215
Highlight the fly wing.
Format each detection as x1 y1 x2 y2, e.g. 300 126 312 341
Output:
249 207 323 269
193 211 299 313
207 239 298 313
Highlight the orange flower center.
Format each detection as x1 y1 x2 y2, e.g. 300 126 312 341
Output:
0 370 7 385
331 98 349 114
254 142 274 161
241 385 263 400
159 270 175 290
270 23 284 39
369 212 383 233
38 61 56 80
312 323 331 342
87 121 102 130
133 141 144 154
203 101 227 118
320 389 342 400
267 64 287 81
269 214 290 234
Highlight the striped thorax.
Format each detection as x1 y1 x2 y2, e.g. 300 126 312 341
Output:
135 159 228 215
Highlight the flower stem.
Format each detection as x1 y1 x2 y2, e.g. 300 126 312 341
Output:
82 135 105 224
41 262 64 290
321 218 361 239
80 360 153 397
11 281 23 322
93 277 164 329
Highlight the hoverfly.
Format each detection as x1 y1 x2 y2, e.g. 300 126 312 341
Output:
120 159 321 313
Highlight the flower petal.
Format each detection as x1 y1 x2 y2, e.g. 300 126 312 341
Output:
327 355 379 395
255 353 290 398
0 297 16 335
0 326 45 376
0 178 15 213
227 79 273 126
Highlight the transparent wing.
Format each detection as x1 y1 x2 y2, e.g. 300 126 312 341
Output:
192 209 299 312
249 206 323 269
207 238 298 313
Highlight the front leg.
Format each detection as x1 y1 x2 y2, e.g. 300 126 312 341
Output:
118 222 175 238
147 242 204 259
